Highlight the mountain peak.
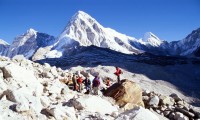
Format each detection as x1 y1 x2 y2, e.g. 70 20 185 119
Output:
143 32 159 41
143 32 163 47
69 10 96 24
26 28 37 35
76 10 88 16
0 39 9 45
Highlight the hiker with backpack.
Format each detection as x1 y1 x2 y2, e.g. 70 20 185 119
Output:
72 74 78 91
77 75 83 93
82 77 91 94
92 76 100 95
114 67 122 84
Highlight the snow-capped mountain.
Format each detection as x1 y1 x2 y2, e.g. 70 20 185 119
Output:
142 32 164 47
1 11 200 60
173 28 200 56
0 39 9 45
53 11 141 55
6 28 56 58
0 39 10 56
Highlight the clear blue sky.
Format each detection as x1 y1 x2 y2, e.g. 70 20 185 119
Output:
0 0 200 44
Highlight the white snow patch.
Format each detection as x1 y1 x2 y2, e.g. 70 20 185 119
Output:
77 95 118 115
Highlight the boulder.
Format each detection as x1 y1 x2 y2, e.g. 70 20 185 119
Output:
0 98 37 120
12 55 26 63
1 65 12 79
40 96 51 107
43 63 51 72
142 90 150 96
160 95 175 106
46 105 76 120
16 103 30 113
170 93 182 102
116 106 159 120
0 69 3 79
104 79 144 110
148 96 159 107
174 112 184 120
2 89 43 114
64 98 84 110
175 107 195 118
0 63 43 96
80 71 89 77
50 66 58 77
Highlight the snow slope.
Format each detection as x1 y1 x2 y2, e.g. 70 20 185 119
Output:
6 28 56 58
0 39 9 45
0 39 10 56
142 32 164 47
53 11 141 55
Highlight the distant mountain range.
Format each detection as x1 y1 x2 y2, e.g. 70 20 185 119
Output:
0 11 200 60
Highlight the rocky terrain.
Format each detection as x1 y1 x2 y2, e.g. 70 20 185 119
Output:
0 55 199 120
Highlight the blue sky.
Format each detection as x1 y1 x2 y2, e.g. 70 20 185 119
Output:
0 0 200 43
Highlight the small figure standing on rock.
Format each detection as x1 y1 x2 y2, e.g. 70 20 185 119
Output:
114 67 122 84
82 76 91 94
92 76 100 95
72 74 77 91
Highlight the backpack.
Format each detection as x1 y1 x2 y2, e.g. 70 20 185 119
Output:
119 70 123 74
77 77 83 84
93 78 100 87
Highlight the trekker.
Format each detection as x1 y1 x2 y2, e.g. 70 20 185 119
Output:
77 76 83 92
114 67 122 84
82 77 91 94
92 76 100 95
72 74 77 91
105 78 110 87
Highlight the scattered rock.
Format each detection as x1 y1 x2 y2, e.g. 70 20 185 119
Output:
148 96 159 107
170 93 182 102
46 105 76 120
64 98 84 110
142 90 150 96
174 112 184 120
16 103 30 113
160 95 175 106
175 107 195 118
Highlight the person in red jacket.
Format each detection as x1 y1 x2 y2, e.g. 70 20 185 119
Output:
114 67 122 84
77 76 83 92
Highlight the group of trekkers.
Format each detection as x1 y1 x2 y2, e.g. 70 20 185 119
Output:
70 67 123 95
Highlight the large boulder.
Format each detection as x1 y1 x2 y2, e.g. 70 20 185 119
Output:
116 106 159 120
148 96 160 107
104 79 144 110
159 95 175 106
